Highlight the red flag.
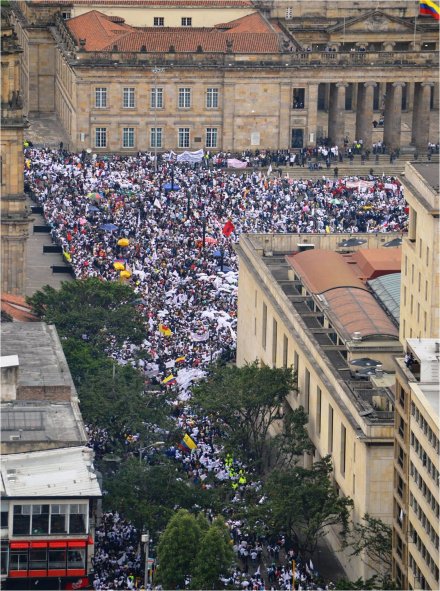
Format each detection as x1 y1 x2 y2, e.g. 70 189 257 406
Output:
222 220 235 237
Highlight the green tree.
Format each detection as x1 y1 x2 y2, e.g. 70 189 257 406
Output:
27 278 145 349
156 509 201 589
192 517 234 590
264 456 353 557
192 361 312 474
344 513 392 579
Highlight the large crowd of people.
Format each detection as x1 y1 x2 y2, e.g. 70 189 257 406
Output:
25 147 407 589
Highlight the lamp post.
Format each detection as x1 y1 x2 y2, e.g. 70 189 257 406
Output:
139 441 165 465
152 66 164 173
141 531 150 588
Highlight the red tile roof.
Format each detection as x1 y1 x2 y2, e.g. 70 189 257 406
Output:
67 10 282 53
1 294 38 322
350 248 402 280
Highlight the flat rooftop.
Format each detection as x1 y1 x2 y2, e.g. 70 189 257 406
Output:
0 322 75 391
1 447 101 498
412 163 440 193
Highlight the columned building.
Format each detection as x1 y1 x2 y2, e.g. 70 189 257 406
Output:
1 9 29 295
9 1 439 152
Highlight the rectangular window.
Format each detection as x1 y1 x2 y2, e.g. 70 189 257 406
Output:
32 504 49 535
294 351 299 375
291 128 304 148
95 127 107 148
316 387 322 435
206 87 219 108
304 368 310 413
153 17 164 26
122 127 135 149
181 17 192 26
262 302 267 350
29 548 47 570
95 87 107 108
67 548 85 570
206 128 218 148
13 504 31 535
426 246 430 266
283 335 288 368
50 504 67 534
292 88 305 109
69 504 87 534
9 550 28 571
352 474 356 495
340 424 346 476
151 87 163 109
49 549 66 569
123 87 135 109
328 405 334 454
178 127 190 148
150 127 163 149
178 87 191 109
272 319 278 366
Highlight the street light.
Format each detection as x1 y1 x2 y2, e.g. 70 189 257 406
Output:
152 66 165 173
141 531 150 588
139 441 165 464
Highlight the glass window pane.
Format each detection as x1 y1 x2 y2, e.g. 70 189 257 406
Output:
10 551 28 571
50 505 67 534
49 549 66 569
32 505 49 534
29 549 47 569
13 514 31 535
67 549 85 569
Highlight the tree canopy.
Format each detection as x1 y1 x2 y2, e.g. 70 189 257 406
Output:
344 513 392 579
192 517 234 590
192 361 312 474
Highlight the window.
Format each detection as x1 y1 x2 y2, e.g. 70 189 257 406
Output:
285 7 293 19
95 87 107 108
50 504 67 534
67 548 85 569
153 17 164 26
294 351 299 375
61 11 71 19
150 128 162 149
122 127 135 148
13 504 31 535
181 17 192 26
283 335 288 368
206 128 218 148
32 504 49 534
352 474 356 495
1 542 8 576
30 548 47 570
292 88 305 109
178 127 190 149
272 319 278 366
151 87 163 109
49 549 66 569
328 405 334 454
426 246 430 266
9 550 28 571
304 368 310 413
206 88 219 108
1 501 8 528
123 87 135 109
69 504 87 534
178 87 191 109
262 303 267 350
291 128 304 148
95 128 107 148
340 424 346 475
316 387 322 435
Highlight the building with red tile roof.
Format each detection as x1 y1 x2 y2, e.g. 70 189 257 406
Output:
1 294 38 322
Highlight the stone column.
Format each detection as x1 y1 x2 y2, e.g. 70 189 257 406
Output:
411 82 433 148
278 82 291 149
306 83 319 146
1 62 10 103
355 81 376 149
328 82 347 147
383 82 405 150
222 82 235 151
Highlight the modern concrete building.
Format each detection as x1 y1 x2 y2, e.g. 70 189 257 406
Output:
1 8 30 296
9 0 439 152
235 233 405 580
392 340 439 591
399 162 440 342
0 322 101 590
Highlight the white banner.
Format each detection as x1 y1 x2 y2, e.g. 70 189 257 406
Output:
345 180 375 189
227 158 247 169
176 149 204 163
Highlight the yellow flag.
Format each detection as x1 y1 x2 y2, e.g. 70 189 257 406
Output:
183 433 197 450
159 323 172 336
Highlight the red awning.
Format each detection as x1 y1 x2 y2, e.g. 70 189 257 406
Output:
30 541 48 548
48 541 67 548
10 542 29 549
67 540 87 547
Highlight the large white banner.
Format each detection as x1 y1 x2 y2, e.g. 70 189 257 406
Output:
227 158 248 169
176 149 204 163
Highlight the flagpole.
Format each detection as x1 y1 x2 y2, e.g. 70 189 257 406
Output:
292 560 296 591
413 3 418 50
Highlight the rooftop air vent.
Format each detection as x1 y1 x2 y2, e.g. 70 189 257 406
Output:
352 332 362 342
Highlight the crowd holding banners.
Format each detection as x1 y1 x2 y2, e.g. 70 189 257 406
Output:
24 147 408 589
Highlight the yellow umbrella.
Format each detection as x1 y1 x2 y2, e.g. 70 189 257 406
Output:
113 262 125 270
120 270 131 279
117 238 130 247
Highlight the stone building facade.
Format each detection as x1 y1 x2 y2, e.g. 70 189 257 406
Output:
1 8 29 296
9 0 440 153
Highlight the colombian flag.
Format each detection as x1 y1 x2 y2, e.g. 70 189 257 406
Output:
162 374 176 385
420 0 440 19
175 356 186 363
159 323 172 336
183 433 197 450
